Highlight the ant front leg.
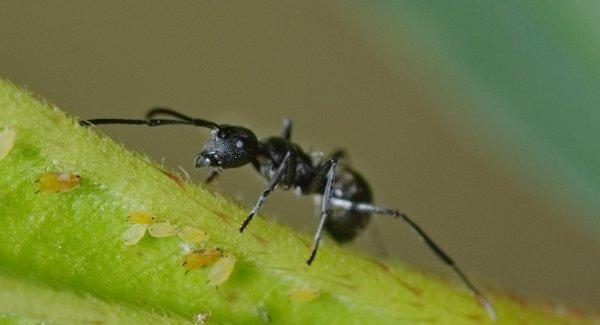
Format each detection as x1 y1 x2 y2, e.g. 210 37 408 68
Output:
306 157 338 265
239 151 293 233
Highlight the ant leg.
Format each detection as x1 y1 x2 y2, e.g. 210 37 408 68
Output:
239 151 293 233
329 198 497 321
205 168 221 184
306 157 338 265
281 118 292 141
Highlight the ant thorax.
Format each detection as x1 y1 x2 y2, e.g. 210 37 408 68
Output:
252 137 314 192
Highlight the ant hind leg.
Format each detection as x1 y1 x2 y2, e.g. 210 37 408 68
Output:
329 198 497 321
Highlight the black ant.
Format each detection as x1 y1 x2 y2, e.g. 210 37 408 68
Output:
82 107 496 320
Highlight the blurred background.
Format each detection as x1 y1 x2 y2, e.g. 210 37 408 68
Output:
1 1 598 310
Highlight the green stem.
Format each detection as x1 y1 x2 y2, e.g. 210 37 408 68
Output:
0 78 592 324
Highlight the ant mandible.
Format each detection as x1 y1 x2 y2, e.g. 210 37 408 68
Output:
82 107 496 320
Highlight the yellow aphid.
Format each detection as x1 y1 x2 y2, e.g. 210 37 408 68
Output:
0 126 16 160
289 287 319 302
128 211 156 225
207 254 236 286
148 222 177 238
178 227 209 244
123 224 148 246
182 248 222 272
36 172 81 193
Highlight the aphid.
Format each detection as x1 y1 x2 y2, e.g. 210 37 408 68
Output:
179 227 209 244
128 211 156 225
124 224 148 246
148 222 178 237
182 248 222 273
36 172 81 193
0 126 16 160
83 107 497 319
289 287 319 302
207 254 236 286
123 212 174 245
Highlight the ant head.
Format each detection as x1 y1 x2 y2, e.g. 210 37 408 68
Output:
195 125 259 169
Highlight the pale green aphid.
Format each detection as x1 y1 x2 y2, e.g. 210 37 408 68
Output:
124 212 177 245
207 254 236 286
148 222 178 238
178 227 209 244
123 212 155 246
123 224 148 246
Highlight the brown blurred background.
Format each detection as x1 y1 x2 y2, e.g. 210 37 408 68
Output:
0 1 597 310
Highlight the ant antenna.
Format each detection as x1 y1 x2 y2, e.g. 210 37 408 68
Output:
81 107 220 130
146 107 219 129
147 107 220 129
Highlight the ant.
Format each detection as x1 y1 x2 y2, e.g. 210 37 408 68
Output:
82 107 496 319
